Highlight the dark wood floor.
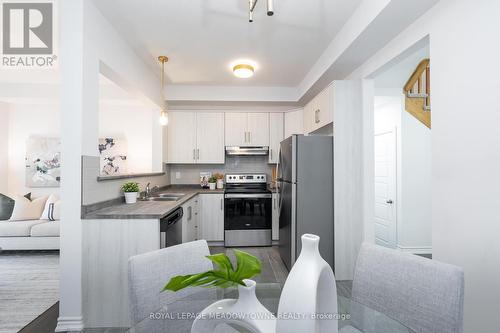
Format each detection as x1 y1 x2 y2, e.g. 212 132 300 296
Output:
18 302 58 333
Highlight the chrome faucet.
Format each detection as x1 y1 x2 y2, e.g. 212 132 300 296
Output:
145 183 160 198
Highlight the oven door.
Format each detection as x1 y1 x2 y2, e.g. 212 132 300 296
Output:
224 193 272 230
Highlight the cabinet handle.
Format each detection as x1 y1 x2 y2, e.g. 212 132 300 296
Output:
248 131 251 143
274 197 276 209
197 149 200 160
193 149 196 160
187 206 192 220
270 149 273 160
221 198 223 210
315 109 320 124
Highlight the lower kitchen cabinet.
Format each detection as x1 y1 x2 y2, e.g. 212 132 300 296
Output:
182 196 199 242
199 193 224 241
272 192 279 241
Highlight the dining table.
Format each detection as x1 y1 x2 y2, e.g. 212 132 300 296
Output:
84 282 413 333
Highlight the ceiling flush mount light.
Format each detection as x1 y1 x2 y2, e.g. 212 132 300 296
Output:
158 55 168 126
248 0 274 22
233 64 255 78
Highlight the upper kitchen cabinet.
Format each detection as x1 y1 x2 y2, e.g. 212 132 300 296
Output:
247 113 269 146
269 113 284 164
166 112 197 163
225 113 248 146
196 113 225 163
303 84 334 134
225 112 269 147
166 112 225 164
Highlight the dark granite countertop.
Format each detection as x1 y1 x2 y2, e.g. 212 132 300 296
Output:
83 185 224 220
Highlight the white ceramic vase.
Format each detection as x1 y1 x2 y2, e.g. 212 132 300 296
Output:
209 182 216 190
276 234 338 333
216 179 224 189
124 192 137 204
191 279 276 333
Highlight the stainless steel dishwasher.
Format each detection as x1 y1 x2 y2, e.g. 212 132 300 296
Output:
160 207 183 248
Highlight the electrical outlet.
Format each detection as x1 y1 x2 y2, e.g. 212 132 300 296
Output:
175 171 181 179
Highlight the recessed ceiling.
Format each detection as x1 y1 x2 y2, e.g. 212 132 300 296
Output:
92 0 362 87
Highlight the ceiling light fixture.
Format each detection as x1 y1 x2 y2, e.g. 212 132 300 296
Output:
248 0 274 22
158 55 169 126
233 64 255 78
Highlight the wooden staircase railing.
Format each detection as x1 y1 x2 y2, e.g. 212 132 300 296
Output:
403 58 431 128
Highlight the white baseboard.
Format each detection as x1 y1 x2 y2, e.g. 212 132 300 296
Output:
397 245 432 254
55 316 84 332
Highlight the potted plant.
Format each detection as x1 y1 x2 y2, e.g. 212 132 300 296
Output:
121 182 140 204
214 173 224 189
208 176 217 190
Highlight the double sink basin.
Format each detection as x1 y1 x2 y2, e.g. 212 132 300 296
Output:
139 192 185 202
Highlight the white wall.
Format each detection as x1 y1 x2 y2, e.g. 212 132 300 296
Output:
6 104 60 198
99 104 157 174
348 0 500 330
58 0 164 330
0 103 9 193
399 111 431 251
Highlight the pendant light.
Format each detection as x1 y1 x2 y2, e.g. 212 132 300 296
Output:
158 55 169 126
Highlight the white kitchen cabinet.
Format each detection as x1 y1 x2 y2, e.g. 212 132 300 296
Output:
272 193 279 241
284 109 304 138
224 113 248 146
196 113 225 163
166 112 197 163
182 196 199 242
247 113 270 146
304 84 334 134
225 112 269 147
269 113 284 163
167 112 225 164
199 194 224 241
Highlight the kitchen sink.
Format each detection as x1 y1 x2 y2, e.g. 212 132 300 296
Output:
158 193 185 198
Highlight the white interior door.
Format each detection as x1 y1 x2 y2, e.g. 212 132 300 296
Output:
374 130 397 248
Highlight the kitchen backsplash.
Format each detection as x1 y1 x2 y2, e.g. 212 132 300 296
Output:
169 155 274 184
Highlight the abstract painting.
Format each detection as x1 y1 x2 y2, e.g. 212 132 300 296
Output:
98 138 128 176
26 136 61 187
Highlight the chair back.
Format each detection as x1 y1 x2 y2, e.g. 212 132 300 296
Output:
351 243 464 333
128 240 213 325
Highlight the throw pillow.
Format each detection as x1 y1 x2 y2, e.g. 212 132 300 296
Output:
0 193 31 220
47 201 61 221
9 195 48 221
41 194 60 220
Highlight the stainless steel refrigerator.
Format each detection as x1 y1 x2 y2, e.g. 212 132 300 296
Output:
278 134 334 270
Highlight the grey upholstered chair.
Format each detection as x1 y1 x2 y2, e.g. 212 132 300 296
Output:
340 243 464 333
128 240 214 329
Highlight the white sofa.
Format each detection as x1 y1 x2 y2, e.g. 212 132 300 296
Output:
0 219 59 250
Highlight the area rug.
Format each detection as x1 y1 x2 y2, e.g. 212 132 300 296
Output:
0 252 59 333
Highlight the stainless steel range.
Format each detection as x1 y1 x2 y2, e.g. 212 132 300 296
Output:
224 174 272 247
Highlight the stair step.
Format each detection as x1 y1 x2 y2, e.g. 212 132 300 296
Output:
407 93 428 98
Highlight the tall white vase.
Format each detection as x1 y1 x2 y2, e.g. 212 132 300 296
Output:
276 234 338 333
191 279 276 333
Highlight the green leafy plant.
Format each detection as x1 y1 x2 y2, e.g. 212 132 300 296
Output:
162 249 261 292
121 182 140 193
208 176 217 183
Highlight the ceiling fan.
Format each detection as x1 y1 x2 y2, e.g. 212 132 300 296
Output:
248 0 274 22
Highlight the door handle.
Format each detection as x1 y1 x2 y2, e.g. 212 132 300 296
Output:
386 199 393 204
